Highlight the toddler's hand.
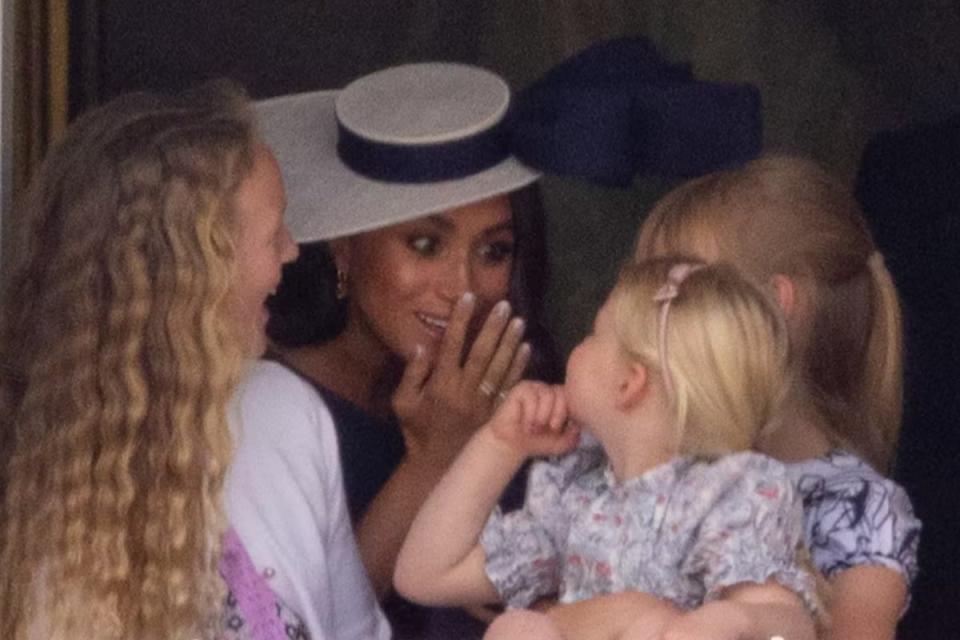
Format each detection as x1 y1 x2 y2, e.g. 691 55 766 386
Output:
487 381 580 458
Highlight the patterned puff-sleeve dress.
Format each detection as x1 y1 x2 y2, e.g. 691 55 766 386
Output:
787 450 921 604
481 442 820 614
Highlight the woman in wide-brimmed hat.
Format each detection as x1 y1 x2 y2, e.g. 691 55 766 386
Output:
226 61 557 640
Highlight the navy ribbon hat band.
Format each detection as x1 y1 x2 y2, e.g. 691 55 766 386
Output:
335 37 762 188
336 115 512 183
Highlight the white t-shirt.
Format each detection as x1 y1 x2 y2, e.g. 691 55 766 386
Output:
226 360 391 640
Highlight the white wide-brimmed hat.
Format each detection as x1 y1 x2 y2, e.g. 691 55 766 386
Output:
256 62 541 243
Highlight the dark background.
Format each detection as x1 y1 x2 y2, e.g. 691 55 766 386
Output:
71 2 960 636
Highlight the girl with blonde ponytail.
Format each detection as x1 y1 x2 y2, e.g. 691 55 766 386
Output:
634 152 921 640
0 81 298 639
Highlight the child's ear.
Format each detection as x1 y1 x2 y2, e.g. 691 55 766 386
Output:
771 274 796 318
616 362 649 411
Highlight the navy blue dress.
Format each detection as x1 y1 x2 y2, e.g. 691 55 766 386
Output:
282 362 524 640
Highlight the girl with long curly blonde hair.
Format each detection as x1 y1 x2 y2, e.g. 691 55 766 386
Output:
0 81 297 639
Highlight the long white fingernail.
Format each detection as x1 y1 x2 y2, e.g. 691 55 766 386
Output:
460 292 475 306
511 317 526 332
414 344 424 359
494 300 510 317
519 341 531 356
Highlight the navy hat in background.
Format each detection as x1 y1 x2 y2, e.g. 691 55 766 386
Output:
510 37 763 186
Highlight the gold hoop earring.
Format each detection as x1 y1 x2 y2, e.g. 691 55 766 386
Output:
336 268 348 300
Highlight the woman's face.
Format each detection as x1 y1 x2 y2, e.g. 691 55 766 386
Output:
338 194 514 360
232 143 300 356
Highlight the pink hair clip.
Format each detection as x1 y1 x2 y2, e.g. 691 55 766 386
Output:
654 262 704 398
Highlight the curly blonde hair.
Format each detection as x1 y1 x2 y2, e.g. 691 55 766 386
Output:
635 153 903 472
611 258 790 457
0 82 257 639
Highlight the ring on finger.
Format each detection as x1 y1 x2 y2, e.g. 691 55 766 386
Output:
479 380 497 397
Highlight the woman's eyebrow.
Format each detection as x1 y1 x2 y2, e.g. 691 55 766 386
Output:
422 215 513 236
481 222 514 236
424 214 454 230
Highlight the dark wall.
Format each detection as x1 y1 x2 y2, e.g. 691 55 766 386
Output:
857 117 960 640
76 0 491 105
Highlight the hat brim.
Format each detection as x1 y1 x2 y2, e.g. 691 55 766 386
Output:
256 90 541 243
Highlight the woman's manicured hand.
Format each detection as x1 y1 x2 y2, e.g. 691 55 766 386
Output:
393 293 530 466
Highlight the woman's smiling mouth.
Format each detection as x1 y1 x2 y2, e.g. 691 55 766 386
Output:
416 312 449 339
